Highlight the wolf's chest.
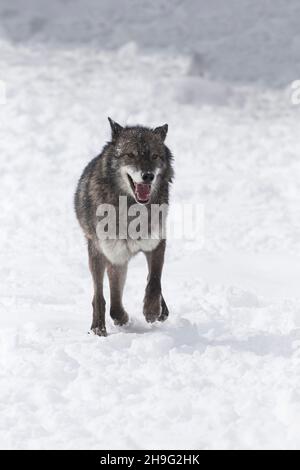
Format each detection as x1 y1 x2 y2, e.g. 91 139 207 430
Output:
99 237 160 265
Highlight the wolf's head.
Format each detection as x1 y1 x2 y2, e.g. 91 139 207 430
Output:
107 118 174 204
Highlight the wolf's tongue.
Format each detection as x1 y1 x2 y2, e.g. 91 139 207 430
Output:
134 183 151 202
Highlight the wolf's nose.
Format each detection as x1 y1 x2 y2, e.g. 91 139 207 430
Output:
142 172 155 183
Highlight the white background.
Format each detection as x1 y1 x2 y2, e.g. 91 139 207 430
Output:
0 0 300 449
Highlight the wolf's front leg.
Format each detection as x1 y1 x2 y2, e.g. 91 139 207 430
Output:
88 240 107 336
107 261 129 326
143 240 169 323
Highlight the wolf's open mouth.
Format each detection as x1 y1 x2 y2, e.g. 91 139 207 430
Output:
127 174 151 204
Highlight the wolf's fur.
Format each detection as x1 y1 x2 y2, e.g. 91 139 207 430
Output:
74 118 174 336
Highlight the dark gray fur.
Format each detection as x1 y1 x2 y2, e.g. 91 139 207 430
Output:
74 118 174 336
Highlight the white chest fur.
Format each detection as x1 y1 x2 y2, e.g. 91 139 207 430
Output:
99 237 160 265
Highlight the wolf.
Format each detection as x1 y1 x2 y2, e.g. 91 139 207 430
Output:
74 118 174 336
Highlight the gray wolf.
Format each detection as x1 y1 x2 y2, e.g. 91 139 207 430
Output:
74 118 174 336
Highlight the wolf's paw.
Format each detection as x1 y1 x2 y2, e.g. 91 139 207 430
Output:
158 296 169 322
143 292 161 323
144 311 160 323
144 294 169 324
90 326 107 337
110 308 129 327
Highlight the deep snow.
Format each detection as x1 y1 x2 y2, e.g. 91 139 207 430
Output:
0 0 300 450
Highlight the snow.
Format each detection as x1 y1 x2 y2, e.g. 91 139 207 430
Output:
0 0 300 450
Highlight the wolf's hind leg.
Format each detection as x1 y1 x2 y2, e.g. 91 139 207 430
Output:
88 240 107 336
143 240 169 323
107 261 129 326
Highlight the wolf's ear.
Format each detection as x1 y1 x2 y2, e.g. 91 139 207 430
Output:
154 124 168 142
108 117 123 140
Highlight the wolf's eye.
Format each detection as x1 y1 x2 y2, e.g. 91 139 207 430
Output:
152 154 159 160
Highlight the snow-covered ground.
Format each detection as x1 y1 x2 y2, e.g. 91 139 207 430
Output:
0 0 300 450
